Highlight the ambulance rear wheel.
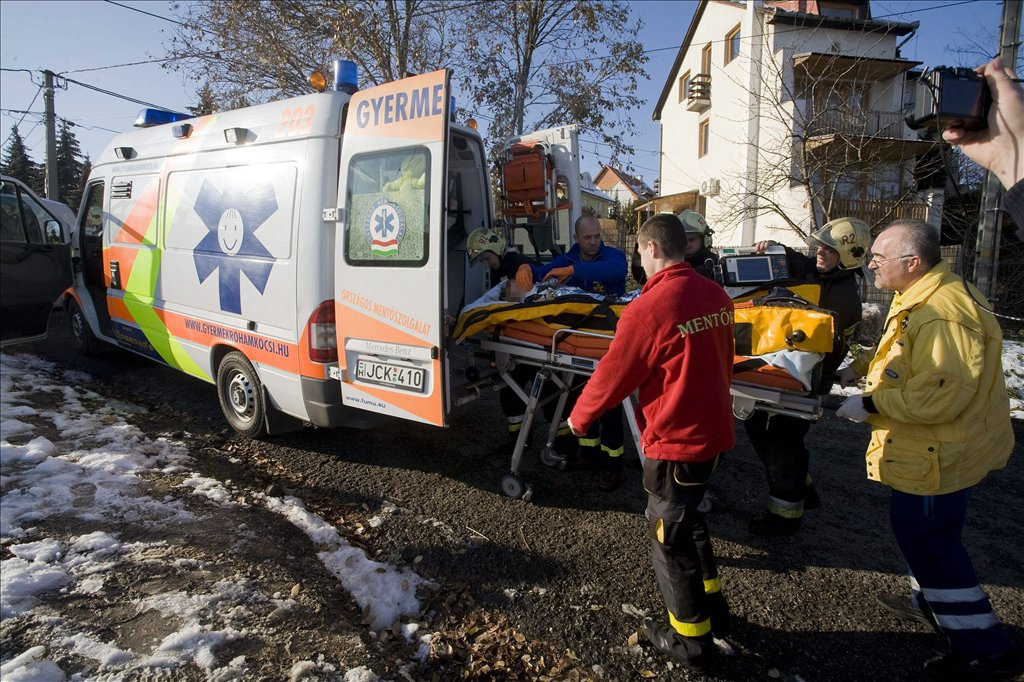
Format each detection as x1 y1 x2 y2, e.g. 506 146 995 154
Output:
68 299 100 355
217 351 267 438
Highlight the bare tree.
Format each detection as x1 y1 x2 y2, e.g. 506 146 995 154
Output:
163 0 460 107
459 0 647 166
711 28 937 240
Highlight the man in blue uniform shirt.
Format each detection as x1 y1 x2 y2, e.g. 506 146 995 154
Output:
516 215 629 490
516 215 628 296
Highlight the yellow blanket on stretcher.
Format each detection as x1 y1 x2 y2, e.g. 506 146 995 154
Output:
731 282 836 356
453 281 836 359
452 292 628 342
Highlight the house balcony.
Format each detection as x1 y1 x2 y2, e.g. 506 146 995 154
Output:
826 196 929 231
802 109 940 164
687 74 711 112
793 53 921 82
806 109 907 138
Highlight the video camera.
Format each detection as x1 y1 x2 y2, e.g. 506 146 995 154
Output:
905 66 991 132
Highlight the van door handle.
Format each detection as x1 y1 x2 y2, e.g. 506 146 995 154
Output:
110 260 121 290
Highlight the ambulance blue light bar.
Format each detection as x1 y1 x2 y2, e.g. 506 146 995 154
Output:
134 108 193 128
333 59 358 94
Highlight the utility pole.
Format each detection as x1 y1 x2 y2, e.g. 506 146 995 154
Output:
973 0 1022 299
42 69 58 200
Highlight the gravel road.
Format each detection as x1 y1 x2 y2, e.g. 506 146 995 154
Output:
2 309 1022 681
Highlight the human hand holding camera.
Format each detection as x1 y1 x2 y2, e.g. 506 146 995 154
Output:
942 57 1024 190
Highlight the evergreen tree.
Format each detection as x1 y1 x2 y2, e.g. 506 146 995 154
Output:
188 82 218 116
1 125 43 192
55 118 85 208
77 155 92 212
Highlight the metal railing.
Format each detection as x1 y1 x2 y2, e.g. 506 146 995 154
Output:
827 197 928 231
687 74 711 111
805 109 906 138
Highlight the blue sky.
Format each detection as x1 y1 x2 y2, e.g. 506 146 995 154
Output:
0 0 1007 192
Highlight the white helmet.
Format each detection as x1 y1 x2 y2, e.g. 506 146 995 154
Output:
466 227 506 263
811 217 870 270
677 209 714 248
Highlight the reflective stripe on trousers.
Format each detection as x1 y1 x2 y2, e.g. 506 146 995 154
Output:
645 456 722 639
890 488 1014 658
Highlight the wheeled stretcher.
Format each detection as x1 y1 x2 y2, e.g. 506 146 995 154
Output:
453 283 833 499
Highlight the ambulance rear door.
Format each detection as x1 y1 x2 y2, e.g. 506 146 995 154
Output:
334 70 451 427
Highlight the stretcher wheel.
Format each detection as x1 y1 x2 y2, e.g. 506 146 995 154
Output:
539 446 565 468
500 474 530 500
732 396 756 421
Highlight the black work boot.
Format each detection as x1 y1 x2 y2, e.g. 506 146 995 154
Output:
599 456 625 492
643 618 717 672
924 647 1022 681
748 513 801 536
707 591 732 638
804 482 822 510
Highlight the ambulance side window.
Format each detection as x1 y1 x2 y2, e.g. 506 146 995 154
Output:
345 147 429 267
0 180 26 242
82 184 105 237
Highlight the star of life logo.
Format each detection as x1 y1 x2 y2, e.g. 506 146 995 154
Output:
192 178 277 314
366 198 405 257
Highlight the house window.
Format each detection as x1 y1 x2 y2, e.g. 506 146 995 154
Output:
698 119 710 157
725 25 741 64
678 70 691 103
701 43 712 75
819 2 861 19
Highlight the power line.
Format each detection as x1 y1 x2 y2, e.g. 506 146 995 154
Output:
541 0 980 69
61 52 221 75
1 85 43 149
60 76 184 113
103 0 187 26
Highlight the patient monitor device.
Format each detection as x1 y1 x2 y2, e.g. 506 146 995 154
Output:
718 245 789 286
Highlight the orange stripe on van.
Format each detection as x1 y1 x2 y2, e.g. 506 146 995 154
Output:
160 310 300 373
334 300 433 373
108 295 131 323
335 301 442 426
110 181 159 246
348 373 442 426
297 324 330 380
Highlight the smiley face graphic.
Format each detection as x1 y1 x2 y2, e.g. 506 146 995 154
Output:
217 208 244 255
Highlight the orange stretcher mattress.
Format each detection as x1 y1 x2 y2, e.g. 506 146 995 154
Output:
498 320 612 358
493 321 808 392
731 356 808 392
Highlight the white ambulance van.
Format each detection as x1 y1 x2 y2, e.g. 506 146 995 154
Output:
65 64 580 437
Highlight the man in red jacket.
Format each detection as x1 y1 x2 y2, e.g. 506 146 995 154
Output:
567 212 735 672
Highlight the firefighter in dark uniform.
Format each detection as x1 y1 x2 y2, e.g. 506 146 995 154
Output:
746 217 869 535
632 209 719 284
466 227 548 445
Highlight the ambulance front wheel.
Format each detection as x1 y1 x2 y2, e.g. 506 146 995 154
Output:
217 351 268 439
68 299 101 355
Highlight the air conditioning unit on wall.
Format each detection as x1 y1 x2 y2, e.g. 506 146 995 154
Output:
699 178 720 197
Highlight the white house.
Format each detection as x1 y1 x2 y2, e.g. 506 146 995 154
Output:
651 0 942 248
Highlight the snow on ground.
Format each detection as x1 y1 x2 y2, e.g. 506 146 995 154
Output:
831 336 1024 420
0 352 432 680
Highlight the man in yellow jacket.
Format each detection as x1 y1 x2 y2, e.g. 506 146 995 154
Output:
836 219 1019 681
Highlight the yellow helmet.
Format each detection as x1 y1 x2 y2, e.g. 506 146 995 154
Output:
677 209 714 248
466 227 506 263
811 217 870 270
